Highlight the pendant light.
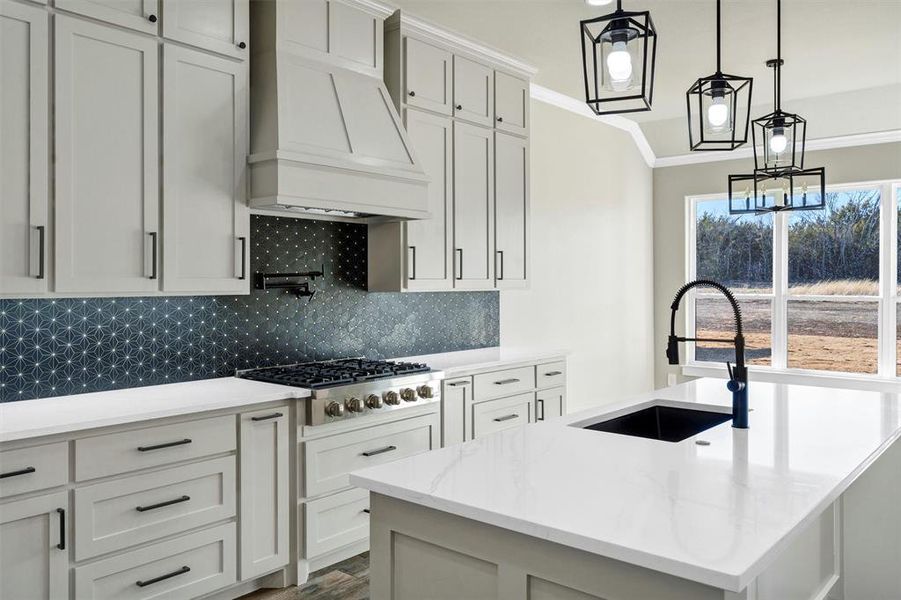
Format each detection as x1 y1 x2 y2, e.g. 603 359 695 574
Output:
581 0 657 115
728 0 826 215
686 0 753 151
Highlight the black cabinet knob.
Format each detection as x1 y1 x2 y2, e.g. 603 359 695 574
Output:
238 41 246 49
497 116 504 123
408 90 416 97
148 14 157 22
455 104 462 110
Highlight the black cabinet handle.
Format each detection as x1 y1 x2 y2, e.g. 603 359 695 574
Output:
493 414 518 423
35 226 45 279
136 495 190 512
251 412 283 422
537 398 545 421
494 378 520 385
148 232 158 280
447 381 470 387
136 566 191 588
408 90 416 97
455 248 463 280
137 438 192 452
0 466 36 479
361 445 396 457
496 250 504 281
362 508 371 514
238 41 246 49
408 246 416 280
238 236 247 280
544 371 563 377
148 14 157 22
57 508 66 550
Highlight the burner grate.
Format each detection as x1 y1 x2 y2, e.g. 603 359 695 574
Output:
239 358 431 389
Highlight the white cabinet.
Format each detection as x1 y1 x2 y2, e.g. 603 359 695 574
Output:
453 121 495 290
494 132 529 288
441 377 471 446
494 71 529 136
162 0 248 58
239 408 289 580
404 37 453 116
162 46 249 294
453 55 493 127
54 16 160 295
0 491 68 600
472 393 533 439
0 1 48 297
536 387 565 421
55 0 158 34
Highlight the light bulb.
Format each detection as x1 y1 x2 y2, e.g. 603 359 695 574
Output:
769 129 788 154
606 41 632 85
585 0 613 5
707 96 730 131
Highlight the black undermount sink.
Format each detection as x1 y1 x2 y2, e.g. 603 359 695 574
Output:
582 405 731 443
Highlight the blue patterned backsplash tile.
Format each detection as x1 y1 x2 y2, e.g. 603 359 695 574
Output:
0 216 499 402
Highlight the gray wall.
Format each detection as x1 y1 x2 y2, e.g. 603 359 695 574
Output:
653 142 901 388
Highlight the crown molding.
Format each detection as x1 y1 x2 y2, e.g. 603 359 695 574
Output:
529 84 656 168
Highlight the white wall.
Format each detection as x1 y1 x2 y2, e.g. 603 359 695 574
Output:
502 101 656 412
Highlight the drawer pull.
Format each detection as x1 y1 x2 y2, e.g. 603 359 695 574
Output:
447 381 470 387
136 495 191 512
57 508 66 550
493 414 519 422
537 398 546 421
0 466 36 479
362 508 371 514
494 378 520 385
361 445 397 457
136 565 191 588
251 412 283 422
137 438 192 452
544 371 563 377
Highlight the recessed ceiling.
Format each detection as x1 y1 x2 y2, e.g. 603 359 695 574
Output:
389 0 901 158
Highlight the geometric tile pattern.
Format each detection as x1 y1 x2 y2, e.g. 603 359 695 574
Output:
0 216 499 402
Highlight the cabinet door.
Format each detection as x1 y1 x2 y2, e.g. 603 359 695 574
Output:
56 0 158 34
453 122 494 290
494 132 529 289
54 17 159 295
536 387 565 421
0 491 68 600
404 37 452 116
453 55 493 127
0 1 48 296
443 377 471 445
162 46 249 294
239 407 289 580
162 0 249 58
494 71 529 136
404 109 453 291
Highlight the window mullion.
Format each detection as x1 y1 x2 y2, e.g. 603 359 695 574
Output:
878 183 897 377
772 210 788 370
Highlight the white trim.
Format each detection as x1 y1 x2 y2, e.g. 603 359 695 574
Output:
683 364 901 394
529 84 655 168
654 129 901 169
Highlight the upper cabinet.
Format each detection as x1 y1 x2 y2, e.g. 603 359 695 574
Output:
404 37 453 116
453 55 494 127
162 0 249 59
54 16 160 295
454 122 495 290
0 1 48 297
55 0 159 34
495 71 530 136
494 133 529 288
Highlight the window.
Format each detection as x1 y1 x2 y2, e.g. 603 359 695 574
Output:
687 180 900 380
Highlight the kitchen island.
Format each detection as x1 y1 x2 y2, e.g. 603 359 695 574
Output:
350 378 901 600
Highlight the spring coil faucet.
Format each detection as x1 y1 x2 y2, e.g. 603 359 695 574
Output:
667 279 749 429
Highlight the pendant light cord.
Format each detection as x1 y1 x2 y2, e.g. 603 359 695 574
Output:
776 0 782 110
715 0 722 73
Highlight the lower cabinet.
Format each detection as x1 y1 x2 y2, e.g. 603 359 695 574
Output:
239 407 290 580
304 487 370 557
536 387 565 422
471 393 533 439
0 491 68 600
441 377 472 446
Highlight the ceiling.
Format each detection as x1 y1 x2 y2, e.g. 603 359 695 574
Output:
390 0 901 158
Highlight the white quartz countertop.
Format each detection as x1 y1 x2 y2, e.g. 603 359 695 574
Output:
351 378 901 592
395 346 568 378
0 378 307 442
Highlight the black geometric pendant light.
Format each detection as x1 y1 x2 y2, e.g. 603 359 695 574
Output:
686 0 753 151
728 0 826 215
581 0 658 115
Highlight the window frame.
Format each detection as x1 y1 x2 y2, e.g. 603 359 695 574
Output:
683 178 901 386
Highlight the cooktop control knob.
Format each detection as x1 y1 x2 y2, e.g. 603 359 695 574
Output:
346 397 364 413
384 390 400 405
365 394 383 409
417 385 434 399
400 388 417 402
325 401 345 417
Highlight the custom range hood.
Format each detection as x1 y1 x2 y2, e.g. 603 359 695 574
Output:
248 0 429 221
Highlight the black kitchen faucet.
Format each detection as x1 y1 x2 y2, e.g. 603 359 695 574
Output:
666 279 749 429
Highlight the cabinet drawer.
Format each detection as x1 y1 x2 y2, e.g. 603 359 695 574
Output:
0 442 68 498
536 361 566 389
74 522 236 600
472 366 535 401
472 393 532 439
74 456 236 560
304 487 369 558
303 413 439 498
75 415 236 481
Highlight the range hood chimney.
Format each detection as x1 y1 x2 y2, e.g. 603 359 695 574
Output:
248 0 430 221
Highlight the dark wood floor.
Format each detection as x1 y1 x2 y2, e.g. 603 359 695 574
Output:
241 553 369 600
